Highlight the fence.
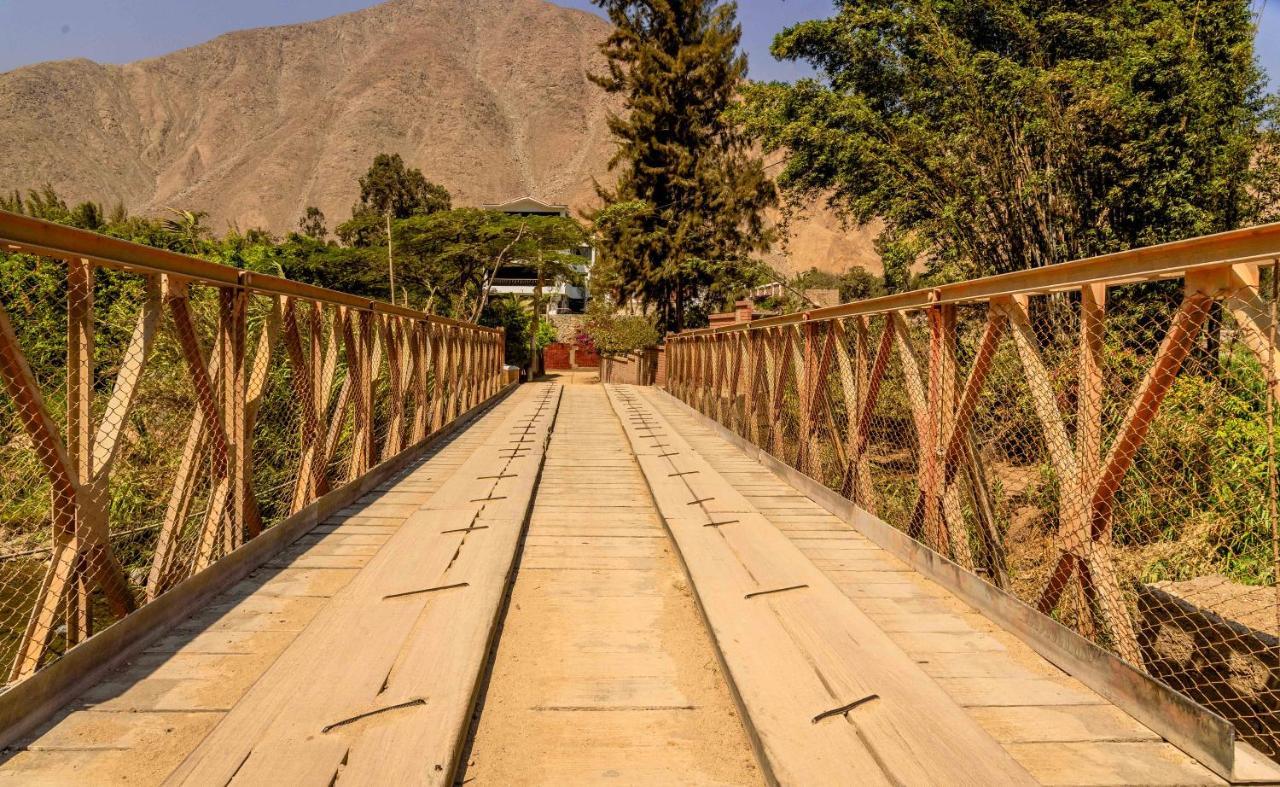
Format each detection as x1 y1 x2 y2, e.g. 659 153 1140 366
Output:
0 210 505 688
666 223 1280 761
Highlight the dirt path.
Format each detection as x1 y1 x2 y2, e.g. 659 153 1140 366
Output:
459 382 761 785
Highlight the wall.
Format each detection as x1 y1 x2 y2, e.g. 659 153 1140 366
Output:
542 342 598 370
1138 585 1279 758
543 342 572 370
600 348 658 385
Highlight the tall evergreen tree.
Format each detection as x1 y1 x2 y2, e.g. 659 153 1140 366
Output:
591 0 776 332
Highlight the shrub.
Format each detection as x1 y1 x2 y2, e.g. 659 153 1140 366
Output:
582 301 660 356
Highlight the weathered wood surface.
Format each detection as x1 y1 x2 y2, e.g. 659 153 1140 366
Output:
0 385 555 786
461 383 760 785
638 384 1225 786
0 375 1240 786
163 383 560 785
606 384 1038 786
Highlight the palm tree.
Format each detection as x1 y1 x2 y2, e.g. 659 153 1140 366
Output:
162 208 211 254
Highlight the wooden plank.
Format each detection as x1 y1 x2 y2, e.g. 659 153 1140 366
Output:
220 287 249 550
166 383 561 786
0 380 516 775
648 384 1233 786
66 258 94 646
606 384 1035 786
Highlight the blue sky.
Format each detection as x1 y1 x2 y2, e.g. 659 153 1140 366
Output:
0 0 1276 86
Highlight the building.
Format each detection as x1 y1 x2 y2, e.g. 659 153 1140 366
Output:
481 197 593 314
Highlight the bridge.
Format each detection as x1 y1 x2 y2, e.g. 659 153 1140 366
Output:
0 211 1279 784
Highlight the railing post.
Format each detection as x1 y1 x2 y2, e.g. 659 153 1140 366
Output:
797 322 817 473
450 326 462 421
429 323 444 431
359 309 376 475
1 282 81 678
283 297 328 513
66 258 94 645
410 321 429 443
382 315 405 458
219 283 249 549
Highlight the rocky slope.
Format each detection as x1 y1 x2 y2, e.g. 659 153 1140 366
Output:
0 0 878 275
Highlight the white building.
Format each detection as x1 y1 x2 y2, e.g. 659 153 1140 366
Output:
481 197 593 314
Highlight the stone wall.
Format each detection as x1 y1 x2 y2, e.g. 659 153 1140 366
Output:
1137 584 1279 759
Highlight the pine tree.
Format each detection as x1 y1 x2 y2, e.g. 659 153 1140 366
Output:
590 0 776 332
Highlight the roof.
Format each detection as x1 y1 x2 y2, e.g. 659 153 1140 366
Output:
481 196 570 216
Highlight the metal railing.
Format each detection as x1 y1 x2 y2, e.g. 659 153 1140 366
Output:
666 222 1280 761
0 210 506 686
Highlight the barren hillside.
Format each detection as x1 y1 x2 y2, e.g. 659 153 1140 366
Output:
0 0 878 276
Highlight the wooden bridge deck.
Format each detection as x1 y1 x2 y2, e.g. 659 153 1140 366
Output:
0 379 1225 785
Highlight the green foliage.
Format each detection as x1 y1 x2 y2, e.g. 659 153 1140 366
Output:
837 265 886 302
393 209 585 320
298 206 328 240
582 300 660 355
394 208 520 313
161 209 212 255
481 294 532 368
534 320 558 352
765 264 887 312
3 185 111 233
1115 346 1275 585
744 0 1279 281
357 153 451 218
589 0 777 332
967 319 1277 587
336 153 451 247
335 209 388 249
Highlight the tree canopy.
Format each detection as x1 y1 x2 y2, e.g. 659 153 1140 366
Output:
590 0 777 332
392 209 585 320
337 153 452 247
743 0 1280 286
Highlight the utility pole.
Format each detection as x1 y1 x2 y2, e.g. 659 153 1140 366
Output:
530 266 544 378
386 210 396 306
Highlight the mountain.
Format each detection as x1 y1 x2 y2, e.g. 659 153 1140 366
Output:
0 0 878 277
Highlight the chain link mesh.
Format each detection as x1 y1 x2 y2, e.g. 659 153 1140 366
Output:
668 267 1280 761
0 252 503 686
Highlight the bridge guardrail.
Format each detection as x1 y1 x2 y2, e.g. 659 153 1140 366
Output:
666 222 1280 765
0 209 505 687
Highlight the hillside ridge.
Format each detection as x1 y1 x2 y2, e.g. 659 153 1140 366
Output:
0 0 878 276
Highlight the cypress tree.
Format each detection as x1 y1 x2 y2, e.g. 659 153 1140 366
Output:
591 0 776 332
